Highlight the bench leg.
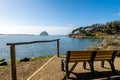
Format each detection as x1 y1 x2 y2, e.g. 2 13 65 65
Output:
101 60 104 68
108 60 116 74
61 59 70 79
61 59 64 71
66 63 70 79
83 62 86 69
88 61 94 73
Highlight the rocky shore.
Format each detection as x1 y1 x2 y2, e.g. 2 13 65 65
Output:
69 34 88 38
87 35 120 56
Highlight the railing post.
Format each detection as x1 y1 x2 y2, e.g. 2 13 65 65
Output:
57 40 60 57
10 45 17 80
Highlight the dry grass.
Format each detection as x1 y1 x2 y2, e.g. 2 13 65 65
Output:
0 58 50 80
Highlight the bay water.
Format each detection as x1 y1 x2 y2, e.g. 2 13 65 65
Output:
0 35 103 61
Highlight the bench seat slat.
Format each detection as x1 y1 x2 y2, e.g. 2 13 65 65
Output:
69 59 91 62
95 55 112 58
70 51 93 56
96 51 114 55
95 57 112 60
70 53 92 56
95 55 112 57
70 56 91 59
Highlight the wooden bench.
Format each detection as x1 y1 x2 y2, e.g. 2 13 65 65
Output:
61 50 117 79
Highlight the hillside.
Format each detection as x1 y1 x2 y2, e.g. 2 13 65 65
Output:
69 20 120 38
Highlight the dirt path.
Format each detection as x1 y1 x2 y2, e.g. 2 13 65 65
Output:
29 56 120 80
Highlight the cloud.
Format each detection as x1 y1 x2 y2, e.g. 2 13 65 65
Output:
0 25 74 35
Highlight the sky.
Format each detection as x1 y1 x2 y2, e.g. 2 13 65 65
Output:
0 0 120 35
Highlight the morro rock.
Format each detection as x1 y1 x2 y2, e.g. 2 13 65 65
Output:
40 31 49 36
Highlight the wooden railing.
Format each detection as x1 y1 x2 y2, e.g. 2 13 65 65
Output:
7 39 60 80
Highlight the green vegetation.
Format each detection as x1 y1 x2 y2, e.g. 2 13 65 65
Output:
0 60 20 68
69 20 120 38
0 55 53 68
0 58 5 62
30 55 53 61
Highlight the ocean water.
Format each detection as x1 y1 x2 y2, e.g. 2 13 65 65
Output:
0 35 103 61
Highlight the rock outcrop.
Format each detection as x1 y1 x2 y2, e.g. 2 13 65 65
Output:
40 31 49 36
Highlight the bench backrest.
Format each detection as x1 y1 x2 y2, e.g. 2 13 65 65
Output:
94 50 116 61
67 51 94 63
66 50 117 63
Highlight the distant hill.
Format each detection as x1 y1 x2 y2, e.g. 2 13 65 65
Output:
69 20 120 38
40 31 49 36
